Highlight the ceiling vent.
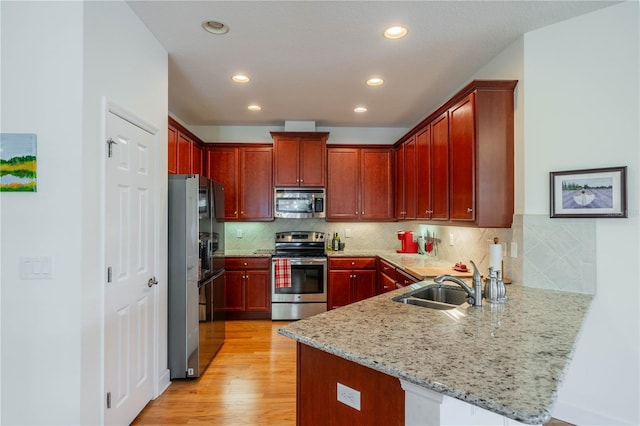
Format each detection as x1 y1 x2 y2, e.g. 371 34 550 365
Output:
284 121 316 132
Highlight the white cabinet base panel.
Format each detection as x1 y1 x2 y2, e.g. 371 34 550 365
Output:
401 380 541 426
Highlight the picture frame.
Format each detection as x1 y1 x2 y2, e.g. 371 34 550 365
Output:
0 133 38 192
550 166 627 218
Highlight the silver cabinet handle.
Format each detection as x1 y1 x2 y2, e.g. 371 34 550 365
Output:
147 277 158 287
467 207 473 213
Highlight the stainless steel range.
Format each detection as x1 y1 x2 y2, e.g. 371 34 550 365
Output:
271 231 327 320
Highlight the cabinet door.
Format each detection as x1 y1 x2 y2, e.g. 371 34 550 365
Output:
329 270 352 309
273 136 300 186
207 147 239 219
415 126 431 219
360 149 393 220
239 147 273 220
397 137 417 220
404 137 417 219
352 270 376 303
431 112 450 220
394 145 405 219
327 148 359 220
245 270 271 312
299 136 326 187
177 132 191 174
190 143 203 175
168 125 178 174
449 93 475 221
224 270 245 311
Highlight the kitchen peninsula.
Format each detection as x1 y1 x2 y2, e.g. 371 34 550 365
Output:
278 283 592 425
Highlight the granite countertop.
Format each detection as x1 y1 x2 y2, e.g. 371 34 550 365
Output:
278 283 592 424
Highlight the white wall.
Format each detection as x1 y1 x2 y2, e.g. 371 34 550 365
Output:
1 1 168 424
523 2 639 424
1 2 84 424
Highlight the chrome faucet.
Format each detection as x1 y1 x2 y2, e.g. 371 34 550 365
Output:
434 260 483 306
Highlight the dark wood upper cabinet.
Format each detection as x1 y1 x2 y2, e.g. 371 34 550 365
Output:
326 148 359 220
271 132 328 187
395 136 416 220
394 80 516 228
205 144 273 221
168 117 205 175
416 112 450 221
326 147 393 221
168 125 178 174
448 93 476 221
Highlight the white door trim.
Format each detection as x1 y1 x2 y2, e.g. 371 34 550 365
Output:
100 97 161 423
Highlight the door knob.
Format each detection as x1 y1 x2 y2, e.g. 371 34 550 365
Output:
147 277 158 287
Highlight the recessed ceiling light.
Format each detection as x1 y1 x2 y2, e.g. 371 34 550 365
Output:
383 26 407 40
232 74 251 83
202 20 229 35
247 105 262 111
354 106 367 113
366 78 384 86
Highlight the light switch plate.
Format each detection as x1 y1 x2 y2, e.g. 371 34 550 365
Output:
20 256 53 279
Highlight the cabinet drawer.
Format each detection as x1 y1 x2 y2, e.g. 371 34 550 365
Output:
329 257 376 270
396 268 420 287
378 259 397 280
225 257 271 270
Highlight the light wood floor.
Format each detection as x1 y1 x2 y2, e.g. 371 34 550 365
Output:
132 319 572 426
132 320 296 425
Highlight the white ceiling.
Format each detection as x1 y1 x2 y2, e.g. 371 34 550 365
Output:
127 1 617 129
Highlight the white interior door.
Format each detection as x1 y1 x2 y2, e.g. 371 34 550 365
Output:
104 108 157 425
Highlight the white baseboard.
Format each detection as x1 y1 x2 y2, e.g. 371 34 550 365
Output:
553 400 635 425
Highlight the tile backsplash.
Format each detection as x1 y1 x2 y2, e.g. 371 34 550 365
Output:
224 214 595 294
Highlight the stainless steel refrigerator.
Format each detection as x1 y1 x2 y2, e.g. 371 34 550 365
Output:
168 174 225 379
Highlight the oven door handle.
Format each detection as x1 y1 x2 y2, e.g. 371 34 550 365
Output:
279 258 327 266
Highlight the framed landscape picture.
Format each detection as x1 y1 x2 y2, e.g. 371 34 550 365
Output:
550 166 627 218
0 133 37 192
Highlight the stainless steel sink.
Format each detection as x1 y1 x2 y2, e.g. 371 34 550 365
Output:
393 284 469 310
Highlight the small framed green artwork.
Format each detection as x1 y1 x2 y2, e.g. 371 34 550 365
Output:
0 133 37 192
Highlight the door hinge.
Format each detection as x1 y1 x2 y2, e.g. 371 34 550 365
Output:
106 391 111 409
106 138 117 158
107 267 112 283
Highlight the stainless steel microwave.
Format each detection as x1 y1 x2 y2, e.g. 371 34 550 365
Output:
274 188 325 219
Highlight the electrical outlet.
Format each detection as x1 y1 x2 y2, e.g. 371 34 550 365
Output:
236 229 243 238
449 233 455 246
337 383 361 410
510 241 518 258
345 228 352 238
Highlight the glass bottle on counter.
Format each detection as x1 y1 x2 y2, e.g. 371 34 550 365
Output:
332 232 340 251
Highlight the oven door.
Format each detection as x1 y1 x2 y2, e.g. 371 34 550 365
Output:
271 257 327 303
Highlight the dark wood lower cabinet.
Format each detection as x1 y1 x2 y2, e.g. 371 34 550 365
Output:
297 342 404 425
328 257 377 309
224 257 271 320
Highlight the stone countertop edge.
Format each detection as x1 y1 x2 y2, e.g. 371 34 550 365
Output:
277 284 593 425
